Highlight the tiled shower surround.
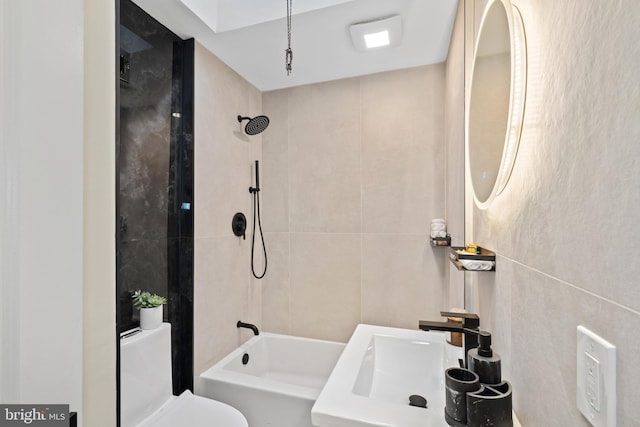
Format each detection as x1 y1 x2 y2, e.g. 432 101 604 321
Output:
260 67 450 342
193 48 453 376
193 42 263 376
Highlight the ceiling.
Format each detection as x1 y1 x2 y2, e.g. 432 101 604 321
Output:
131 0 459 91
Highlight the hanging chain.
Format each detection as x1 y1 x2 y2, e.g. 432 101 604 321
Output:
286 0 293 75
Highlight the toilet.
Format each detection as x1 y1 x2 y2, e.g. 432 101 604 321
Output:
120 323 248 427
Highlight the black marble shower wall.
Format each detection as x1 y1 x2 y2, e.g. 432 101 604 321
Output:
117 0 194 394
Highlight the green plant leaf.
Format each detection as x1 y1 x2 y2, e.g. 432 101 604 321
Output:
131 290 167 309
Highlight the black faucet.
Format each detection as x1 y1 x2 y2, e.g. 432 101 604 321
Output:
419 311 480 369
237 320 259 336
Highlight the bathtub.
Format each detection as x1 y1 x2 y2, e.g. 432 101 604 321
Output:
197 332 345 427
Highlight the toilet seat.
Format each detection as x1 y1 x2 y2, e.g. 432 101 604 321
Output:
137 390 248 427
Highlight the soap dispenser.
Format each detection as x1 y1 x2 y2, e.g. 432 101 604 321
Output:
467 331 501 385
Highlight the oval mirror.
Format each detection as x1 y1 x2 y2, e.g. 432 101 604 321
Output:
467 0 526 208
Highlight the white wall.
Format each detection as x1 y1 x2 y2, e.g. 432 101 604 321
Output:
465 0 640 425
1 1 116 425
1 0 84 413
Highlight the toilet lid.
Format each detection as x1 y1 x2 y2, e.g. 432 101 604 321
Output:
138 391 248 427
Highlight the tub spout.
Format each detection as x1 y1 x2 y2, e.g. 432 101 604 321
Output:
237 321 259 335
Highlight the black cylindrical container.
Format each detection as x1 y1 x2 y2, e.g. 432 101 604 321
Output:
444 367 481 425
467 331 502 385
466 381 513 427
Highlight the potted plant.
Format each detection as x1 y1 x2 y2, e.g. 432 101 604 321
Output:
132 290 167 330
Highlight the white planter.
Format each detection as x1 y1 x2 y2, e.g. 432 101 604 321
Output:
139 305 163 330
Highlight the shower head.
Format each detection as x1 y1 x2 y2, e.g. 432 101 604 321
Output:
238 115 270 135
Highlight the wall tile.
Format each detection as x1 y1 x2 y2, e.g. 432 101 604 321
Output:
288 79 361 233
473 0 640 311
361 65 446 234
362 234 448 329
444 0 466 311
262 65 449 342
194 236 249 376
445 0 466 250
194 43 262 374
290 233 361 342
466 1 640 424
261 232 291 334
475 256 512 381
510 262 640 427
195 43 259 239
262 90 290 232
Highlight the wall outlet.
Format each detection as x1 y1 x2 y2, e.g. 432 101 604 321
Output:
577 325 616 427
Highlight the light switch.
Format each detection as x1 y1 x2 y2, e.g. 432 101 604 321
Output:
577 326 616 427
584 352 600 411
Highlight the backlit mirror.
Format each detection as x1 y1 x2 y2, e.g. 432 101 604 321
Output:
467 0 526 208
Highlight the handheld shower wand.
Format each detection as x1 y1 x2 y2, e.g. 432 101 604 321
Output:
250 160 260 193
250 161 267 279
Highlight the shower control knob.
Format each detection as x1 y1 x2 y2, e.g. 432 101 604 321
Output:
232 212 247 240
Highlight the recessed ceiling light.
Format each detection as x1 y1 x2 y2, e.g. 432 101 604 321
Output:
364 30 390 49
349 15 402 52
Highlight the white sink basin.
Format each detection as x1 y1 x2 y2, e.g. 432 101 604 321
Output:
312 324 462 427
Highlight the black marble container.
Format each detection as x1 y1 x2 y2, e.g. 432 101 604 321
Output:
466 381 513 427
445 367 481 426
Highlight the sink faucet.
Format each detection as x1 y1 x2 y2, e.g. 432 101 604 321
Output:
419 311 480 369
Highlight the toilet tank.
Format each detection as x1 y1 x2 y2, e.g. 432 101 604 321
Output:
120 323 173 427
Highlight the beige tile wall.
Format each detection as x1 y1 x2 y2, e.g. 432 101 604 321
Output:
83 0 117 424
262 65 451 342
194 42 263 376
445 0 466 309
289 79 362 233
465 0 640 425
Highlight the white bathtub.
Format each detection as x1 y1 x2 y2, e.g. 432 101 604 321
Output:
197 332 345 427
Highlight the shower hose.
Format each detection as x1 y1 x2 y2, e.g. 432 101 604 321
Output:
251 188 267 279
